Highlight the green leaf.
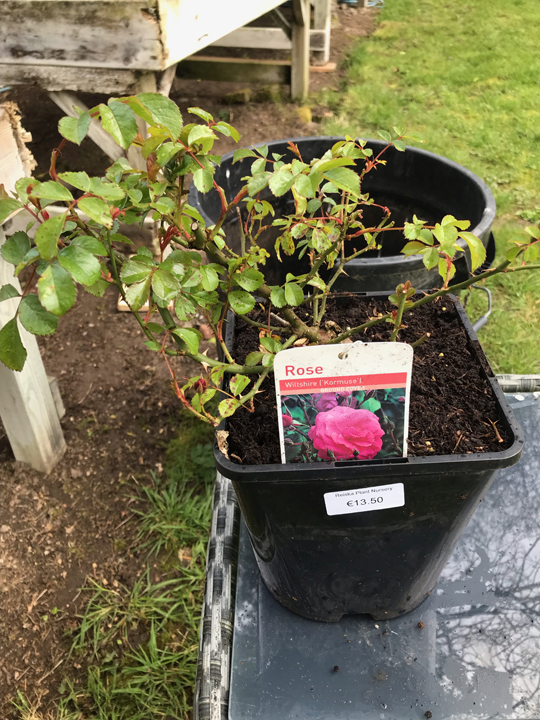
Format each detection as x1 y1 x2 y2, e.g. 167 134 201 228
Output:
15 177 35 205
0 197 23 224
136 93 183 139
294 174 315 198
58 246 102 286
322 167 361 198
525 225 540 240
434 222 458 247
31 181 73 202
262 353 275 368
228 290 255 315
35 214 66 260
214 122 239 142
284 283 304 306
58 171 90 192
524 244 538 263
120 260 153 284
1 231 30 265
378 130 392 143
71 236 107 255
392 139 406 152
125 276 151 311
200 265 220 292
402 241 426 256
459 232 486 271
188 107 213 123
0 284 20 302
172 327 201 355
260 336 282 353
187 125 216 152
151 268 180 302
100 101 138 150
306 199 322 213
88 179 126 202
438 258 456 283
269 169 295 197
270 287 286 308
85 278 110 297
38 263 77 316
218 397 240 418
247 173 270 196
175 293 199 321
0 318 27 371
246 351 265 366
193 168 214 194
18 295 58 335
234 268 264 292
156 142 181 166
422 247 440 270
230 374 250 396
78 197 113 227
58 112 91 145
360 397 381 413
233 148 257 164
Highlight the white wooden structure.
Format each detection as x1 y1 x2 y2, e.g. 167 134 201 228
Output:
0 104 66 474
0 0 327 161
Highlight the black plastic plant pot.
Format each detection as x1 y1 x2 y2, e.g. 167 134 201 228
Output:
189 137 496 291
214 298 524 622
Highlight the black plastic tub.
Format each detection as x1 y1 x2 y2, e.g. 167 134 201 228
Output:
189 137 496 291
214 297 524 622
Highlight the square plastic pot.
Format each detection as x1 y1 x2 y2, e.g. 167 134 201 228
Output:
214 297 524 622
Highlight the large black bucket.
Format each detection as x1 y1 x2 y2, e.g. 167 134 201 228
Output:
189 138 496 291
214 297 523 622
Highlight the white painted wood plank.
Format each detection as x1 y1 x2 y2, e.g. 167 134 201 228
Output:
312 0 332 64
0 63 144 94
212 27 292 51
158 0 286 65
0 225 66 474
0 1 163 70
291 0 310 101
210 26 326 52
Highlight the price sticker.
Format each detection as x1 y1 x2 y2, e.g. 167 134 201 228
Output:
324 482 405 516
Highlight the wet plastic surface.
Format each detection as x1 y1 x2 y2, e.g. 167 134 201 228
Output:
229 395 540 719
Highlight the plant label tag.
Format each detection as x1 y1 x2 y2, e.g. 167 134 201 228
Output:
273 342 413 464
324 482 405 516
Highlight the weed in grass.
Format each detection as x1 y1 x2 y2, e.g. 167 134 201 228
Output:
322 0 540 372
134 472 213 560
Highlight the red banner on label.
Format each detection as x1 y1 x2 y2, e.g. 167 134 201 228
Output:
279 372 407 394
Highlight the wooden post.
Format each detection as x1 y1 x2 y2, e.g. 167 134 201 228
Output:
0 227 66 473
312 0 332 65
0 103 66 473
291 0 310 100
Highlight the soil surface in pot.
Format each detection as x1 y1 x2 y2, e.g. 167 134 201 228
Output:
227 295 511 465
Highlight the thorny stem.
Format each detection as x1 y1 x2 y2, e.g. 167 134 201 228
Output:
390 286 408 342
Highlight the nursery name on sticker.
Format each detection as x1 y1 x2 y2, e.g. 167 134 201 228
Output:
324 483 405 516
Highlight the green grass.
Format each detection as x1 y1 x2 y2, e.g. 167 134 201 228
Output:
14 414 215 720
322 0 540 372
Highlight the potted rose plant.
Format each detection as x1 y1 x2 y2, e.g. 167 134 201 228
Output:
1 93 538 621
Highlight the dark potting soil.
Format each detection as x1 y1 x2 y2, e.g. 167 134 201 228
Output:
226 295 511 465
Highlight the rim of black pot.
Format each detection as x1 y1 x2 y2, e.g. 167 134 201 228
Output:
189 136 497 272
214 295 524 482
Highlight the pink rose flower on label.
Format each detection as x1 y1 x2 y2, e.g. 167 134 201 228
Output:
308 406 385 461
282 413 293 428
315 393 338 412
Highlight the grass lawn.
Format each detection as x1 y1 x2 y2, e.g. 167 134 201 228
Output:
324 0 540 373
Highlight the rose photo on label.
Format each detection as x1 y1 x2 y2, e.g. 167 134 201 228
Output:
281 388 406 463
